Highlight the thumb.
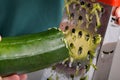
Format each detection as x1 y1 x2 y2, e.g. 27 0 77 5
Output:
0 76 3 80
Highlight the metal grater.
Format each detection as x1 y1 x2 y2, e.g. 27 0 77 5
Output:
60 0 112 79
40 0 119 80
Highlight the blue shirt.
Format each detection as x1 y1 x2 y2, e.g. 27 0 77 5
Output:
0 0 64 37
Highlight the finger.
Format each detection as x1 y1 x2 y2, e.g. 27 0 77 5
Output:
19 74 27 80
115 7 120 18
0 76 3 80
2 75 20 80
0 35 2 42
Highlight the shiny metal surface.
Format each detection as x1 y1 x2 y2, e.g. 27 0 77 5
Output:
92 7 120 80
108 36 120 80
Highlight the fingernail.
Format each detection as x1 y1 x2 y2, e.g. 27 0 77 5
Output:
0 35 2 42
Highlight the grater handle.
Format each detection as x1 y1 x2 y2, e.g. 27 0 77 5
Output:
98 0 120 6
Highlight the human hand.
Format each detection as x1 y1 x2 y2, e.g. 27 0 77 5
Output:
112 7 120 25
0 74 27 80
0 36 27 80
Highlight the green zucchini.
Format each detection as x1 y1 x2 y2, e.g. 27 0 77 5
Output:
0 28 69 76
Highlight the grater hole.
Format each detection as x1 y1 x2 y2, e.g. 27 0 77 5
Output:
87 50 91 59
87 50 91 55
93 36 96 44
101 7 105 13
65 26 69 31
110 50 114 53
70 13 74 18
70 43 74 48
80 1 85 5
78 47 82 54
70 74 74 79
78 31 82 38
72 28 75 33
78 15 83 20
86 3 91 8
85 34 90 41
